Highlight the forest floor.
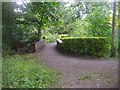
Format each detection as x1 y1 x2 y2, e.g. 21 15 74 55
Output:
35 43 118 88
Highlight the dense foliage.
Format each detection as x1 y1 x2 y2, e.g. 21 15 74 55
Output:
2 2 60 55
2 2 119 57
59 37 111 58
2 55 58 88
85 5 112 37
2 2 16 55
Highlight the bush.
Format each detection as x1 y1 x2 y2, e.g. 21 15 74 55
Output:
60 37 111 58
2 45 15 56
2 55 58 88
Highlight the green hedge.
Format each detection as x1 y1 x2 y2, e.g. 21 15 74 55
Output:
60 37 111 58
59 34 68 39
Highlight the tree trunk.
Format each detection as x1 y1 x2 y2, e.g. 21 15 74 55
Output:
38 28 41 40
37 8 44 40
111 2 116 57
118 2 120 59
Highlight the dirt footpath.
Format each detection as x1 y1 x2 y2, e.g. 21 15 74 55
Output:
35 43 118 88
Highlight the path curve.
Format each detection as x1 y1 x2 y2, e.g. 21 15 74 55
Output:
35 43 118 88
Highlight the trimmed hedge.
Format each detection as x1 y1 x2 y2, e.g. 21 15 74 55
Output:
59 34 68 39
60 37 111 58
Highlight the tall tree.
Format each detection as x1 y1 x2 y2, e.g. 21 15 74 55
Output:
26 2 60 39
111 2 116 57
118 1 120 59
85 2 112 37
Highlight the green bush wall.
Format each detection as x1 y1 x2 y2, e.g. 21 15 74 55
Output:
60 37 111 58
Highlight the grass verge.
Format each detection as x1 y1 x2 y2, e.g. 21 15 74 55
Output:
2 54 58 88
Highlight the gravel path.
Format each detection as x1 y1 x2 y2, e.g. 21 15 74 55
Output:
35 43 118 88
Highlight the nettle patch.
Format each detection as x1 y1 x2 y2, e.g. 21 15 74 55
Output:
2 55 58 88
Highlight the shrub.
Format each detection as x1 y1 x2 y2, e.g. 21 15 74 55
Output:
60 37 111 58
